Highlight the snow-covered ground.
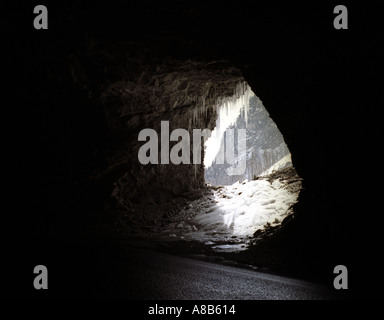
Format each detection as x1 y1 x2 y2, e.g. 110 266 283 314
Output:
159 170 301 252
196 179 298 236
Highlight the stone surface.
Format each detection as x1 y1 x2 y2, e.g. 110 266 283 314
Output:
99 59 243 206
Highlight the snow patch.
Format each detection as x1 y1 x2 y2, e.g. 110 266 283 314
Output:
258 153 292 177
188 177 300 240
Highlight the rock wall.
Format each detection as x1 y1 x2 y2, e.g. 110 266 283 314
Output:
99 59 244 209
61 38 246 220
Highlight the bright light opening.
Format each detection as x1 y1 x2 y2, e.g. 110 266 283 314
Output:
204 83 255 169
157 82 302 253
184 82 302 252
204 82 292 185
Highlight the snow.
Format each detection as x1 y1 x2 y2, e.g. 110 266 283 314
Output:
211 244 248 252
156 173 301 253
190 179 299 239
152 169 301 253
258 153 292 177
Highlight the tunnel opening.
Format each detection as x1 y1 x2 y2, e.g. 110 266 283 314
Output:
96 55 303 260
204 83 293 185
128 79 302 254
171 82 303 252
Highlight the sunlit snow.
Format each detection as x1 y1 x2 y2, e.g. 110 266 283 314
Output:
158 172 301 252
191 178 299 239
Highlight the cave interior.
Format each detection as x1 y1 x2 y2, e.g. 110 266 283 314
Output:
4 2 383 299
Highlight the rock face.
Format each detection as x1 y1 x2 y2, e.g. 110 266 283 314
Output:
98 59 244 213
58 38 247 225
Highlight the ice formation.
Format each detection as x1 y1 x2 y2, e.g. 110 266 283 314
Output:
204 82 292 185
204 83 255 169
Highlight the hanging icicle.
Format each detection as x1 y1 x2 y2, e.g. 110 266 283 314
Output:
203 82 255 169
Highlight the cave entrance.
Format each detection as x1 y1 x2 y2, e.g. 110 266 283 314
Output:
183 82 302 252
150 81 302 253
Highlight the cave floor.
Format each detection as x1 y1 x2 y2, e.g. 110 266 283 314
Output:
109 168 303 279
116 168 301 249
